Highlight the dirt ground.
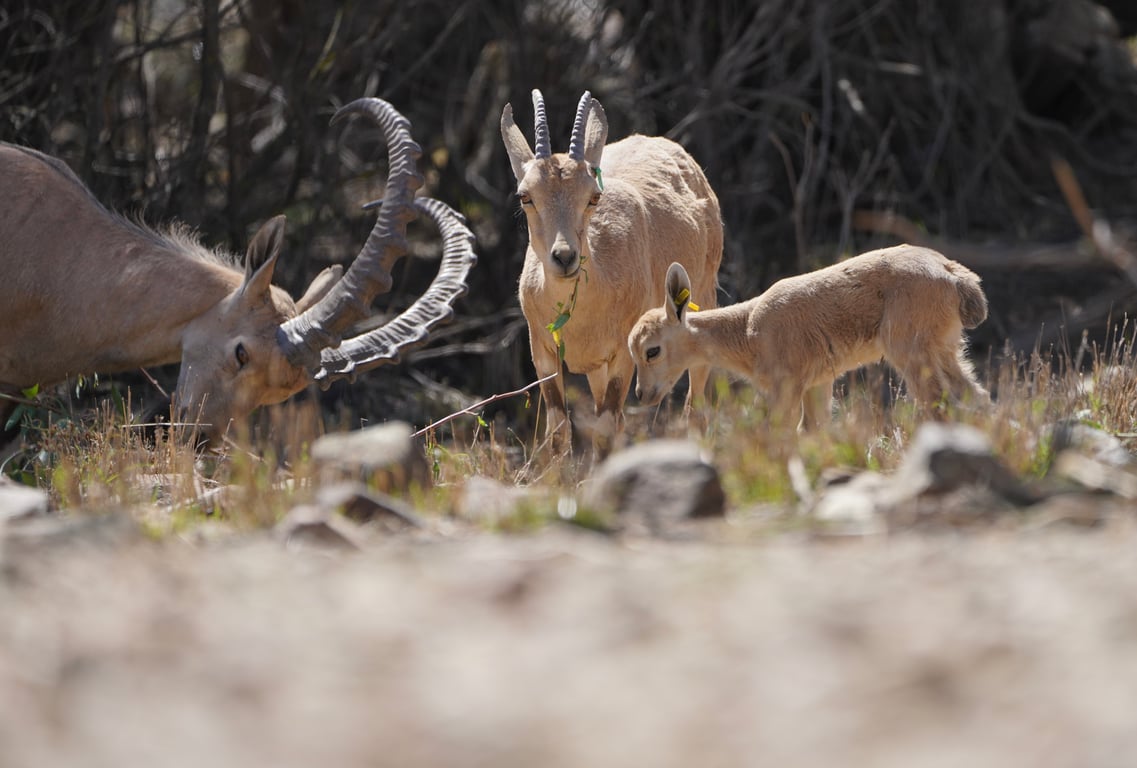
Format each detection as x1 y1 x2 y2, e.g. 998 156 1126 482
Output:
2 512 1137 768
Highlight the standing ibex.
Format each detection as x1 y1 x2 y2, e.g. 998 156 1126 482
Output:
629 245 989 429
0 98 477 446
501 90 723 456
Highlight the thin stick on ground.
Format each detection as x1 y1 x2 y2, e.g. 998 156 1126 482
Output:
412 372 559 439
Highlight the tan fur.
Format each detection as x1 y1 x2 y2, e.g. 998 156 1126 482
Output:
0 142 332 445
628 245 989 429
501 94 723 455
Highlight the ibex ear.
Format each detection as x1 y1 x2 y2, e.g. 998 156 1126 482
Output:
583 99 607 168
241 215 286 301
665 262 693 323
295 265 344 312
500 103 535 181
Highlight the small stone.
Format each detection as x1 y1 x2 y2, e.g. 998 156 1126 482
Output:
456 476 548 527
276 505 363 553
310 422 429 494
582 440 725 533
315 482 424 530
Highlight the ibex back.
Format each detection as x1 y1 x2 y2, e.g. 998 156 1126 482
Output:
501 90 722 456
0 98 477 446
629 244 989 429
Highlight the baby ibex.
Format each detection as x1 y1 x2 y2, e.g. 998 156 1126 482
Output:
629 244 989 429
501 90 723 456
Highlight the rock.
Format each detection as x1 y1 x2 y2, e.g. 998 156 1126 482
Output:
811 423 1042 533
0 478 50 523
276 505 363 554
891 422 1038 505
811 471 891 536
1048 420 1132 467
455 476 550 528
315 482 424 531
582 440 725 533
310 422 429 494
1052 451 1137 499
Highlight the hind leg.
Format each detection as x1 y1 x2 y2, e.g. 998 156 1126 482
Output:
801 380 834 430
938 346 989 404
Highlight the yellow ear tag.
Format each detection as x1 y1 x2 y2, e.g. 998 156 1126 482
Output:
674 287 699 312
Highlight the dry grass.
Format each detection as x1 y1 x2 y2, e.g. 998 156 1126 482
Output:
5 324 1137 532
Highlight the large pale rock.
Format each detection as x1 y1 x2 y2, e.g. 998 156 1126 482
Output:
814 422 1041 532
582 440 725 533
891 422 1038 504
0 478 50 523
310 422 429 493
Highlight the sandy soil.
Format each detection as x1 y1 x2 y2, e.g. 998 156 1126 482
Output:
3 513 1137 768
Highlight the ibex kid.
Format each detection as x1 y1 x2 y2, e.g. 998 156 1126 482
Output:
628 244 989 429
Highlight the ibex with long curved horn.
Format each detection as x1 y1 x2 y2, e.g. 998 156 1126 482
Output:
501 90 723 456
0 98 477 446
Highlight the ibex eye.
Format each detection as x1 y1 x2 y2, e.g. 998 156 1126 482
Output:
645 346 661 361
588 192 601 206
235 342 249 368
519 193 533 206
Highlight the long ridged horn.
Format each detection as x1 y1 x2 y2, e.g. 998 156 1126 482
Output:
313 196 478 385
532 89 551 159
279 97 424 370
567 91 593 161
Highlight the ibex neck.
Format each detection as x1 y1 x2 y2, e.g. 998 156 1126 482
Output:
685 306 754 379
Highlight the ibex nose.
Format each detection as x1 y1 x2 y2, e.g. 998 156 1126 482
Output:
635 384 643 400
550 243 577 275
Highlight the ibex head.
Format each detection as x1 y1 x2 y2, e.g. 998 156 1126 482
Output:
174 99 477 446
501 90 607 278
629 262 696 406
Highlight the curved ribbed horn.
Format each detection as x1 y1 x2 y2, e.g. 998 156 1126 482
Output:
567 91 592 161
313 197 478 385
531 89 551 159
279 97 424 371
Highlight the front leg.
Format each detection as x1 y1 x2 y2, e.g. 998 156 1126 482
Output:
530 330 571 455
587 355 633 460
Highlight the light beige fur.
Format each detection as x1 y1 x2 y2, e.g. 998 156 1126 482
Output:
501 91 723 456
628 244 989 429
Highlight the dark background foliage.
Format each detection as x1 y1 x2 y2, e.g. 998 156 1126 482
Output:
3 0 1136 431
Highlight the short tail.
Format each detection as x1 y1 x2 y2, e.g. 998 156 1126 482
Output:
956 277 988 329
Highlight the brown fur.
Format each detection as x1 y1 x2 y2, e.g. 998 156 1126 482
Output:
501 94 723 455
628 245 989 429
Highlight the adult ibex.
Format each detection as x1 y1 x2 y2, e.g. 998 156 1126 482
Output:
0 98 477 446
501 90 723 456
629 245 989 430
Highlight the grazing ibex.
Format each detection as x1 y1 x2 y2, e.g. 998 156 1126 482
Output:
501 90 723 455
0 98 477 446
629 245 989 429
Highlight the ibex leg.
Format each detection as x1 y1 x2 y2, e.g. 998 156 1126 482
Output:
530 331 571 455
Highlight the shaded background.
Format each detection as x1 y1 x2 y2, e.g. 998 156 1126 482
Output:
3 0 1136 433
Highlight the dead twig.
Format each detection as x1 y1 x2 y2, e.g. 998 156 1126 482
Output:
1051 156 1137 290
412 372 558 439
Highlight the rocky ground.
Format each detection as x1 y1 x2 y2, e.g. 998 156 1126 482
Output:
2 422 1137 767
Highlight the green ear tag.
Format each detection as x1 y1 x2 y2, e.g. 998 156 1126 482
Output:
593 167 604 191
